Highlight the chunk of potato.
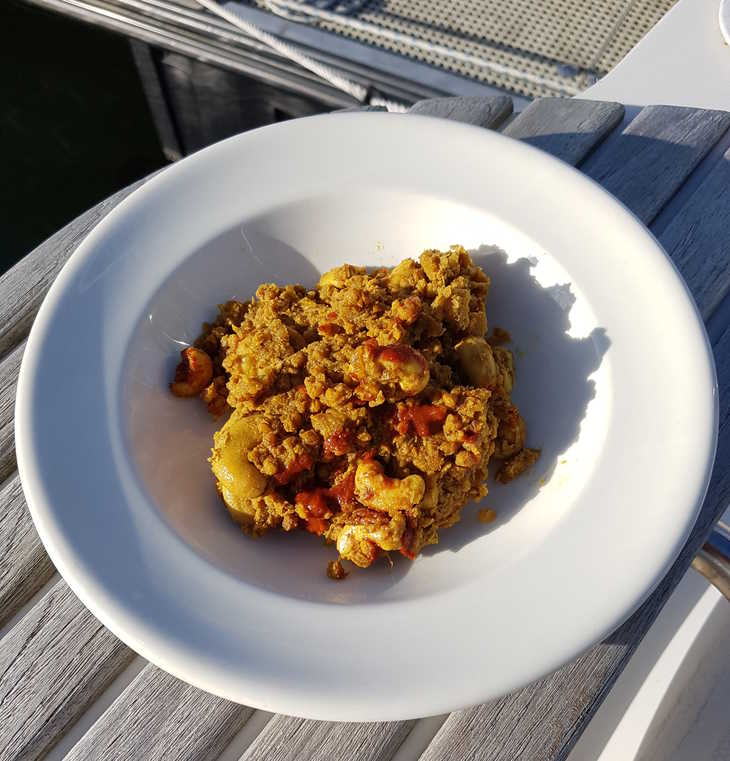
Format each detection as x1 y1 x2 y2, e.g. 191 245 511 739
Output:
211 411 268 522
455 336 497 388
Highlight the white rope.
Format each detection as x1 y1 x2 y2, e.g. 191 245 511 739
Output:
194 0 408 111
262 0 314 25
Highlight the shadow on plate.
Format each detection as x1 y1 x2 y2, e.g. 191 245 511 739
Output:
422 244 610 557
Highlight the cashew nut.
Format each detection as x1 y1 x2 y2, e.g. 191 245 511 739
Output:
377 345 430 395
354 459 425 514
336 510 406 567
347 342 430 400
170 347 213 397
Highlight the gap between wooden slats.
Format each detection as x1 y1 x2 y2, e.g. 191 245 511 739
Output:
503 97 625 165
579 105 730 225
0 342 24 485
0 473 55 629
650 120 730 240
217 711 276 761
0 581 136 761
64 664 255 761
239 715 414 761
0 572 58 642
659 143 730 319
43 656 148 761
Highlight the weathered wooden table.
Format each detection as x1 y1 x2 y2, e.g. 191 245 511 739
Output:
2 96 730 761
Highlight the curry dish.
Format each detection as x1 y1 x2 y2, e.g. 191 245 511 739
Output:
170 246 539 577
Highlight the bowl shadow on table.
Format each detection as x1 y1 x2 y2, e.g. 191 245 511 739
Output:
421 244 611 558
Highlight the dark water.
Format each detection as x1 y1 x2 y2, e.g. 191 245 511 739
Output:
1 1 167 274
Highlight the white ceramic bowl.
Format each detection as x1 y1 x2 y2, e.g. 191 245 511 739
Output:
16 113 717 720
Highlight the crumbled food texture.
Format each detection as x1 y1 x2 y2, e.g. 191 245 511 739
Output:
201 376 228 417
172 246 539 577
487 327 512 346
326 559 348 580
478 507 497 523
496 448 541 484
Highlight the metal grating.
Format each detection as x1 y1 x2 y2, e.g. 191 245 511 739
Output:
252 0 677 99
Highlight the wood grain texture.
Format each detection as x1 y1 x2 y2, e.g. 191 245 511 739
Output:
420 318 730 761
240 715 414 761
0 473 55 629
0 580 135 761
0 342 23 485
408 95 512 129
581 105 730 224
0 178 148 361
503 97 624 165
660 146 730 319
66 664 253 761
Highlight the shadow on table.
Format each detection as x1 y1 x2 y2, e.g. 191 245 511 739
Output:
422 244 610 557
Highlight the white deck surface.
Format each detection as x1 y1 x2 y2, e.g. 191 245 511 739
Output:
584 0 730 111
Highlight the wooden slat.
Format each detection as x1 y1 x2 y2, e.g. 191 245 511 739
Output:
66 665 254 761
0 581 135 761
420 317 730 761
0 474 55 629
0 178 148 361
660 145 730 319
0 342 24 485
503 97 624 165
408 95 513 129
240 715 414 761
581 105 730 224
336 106 388 113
